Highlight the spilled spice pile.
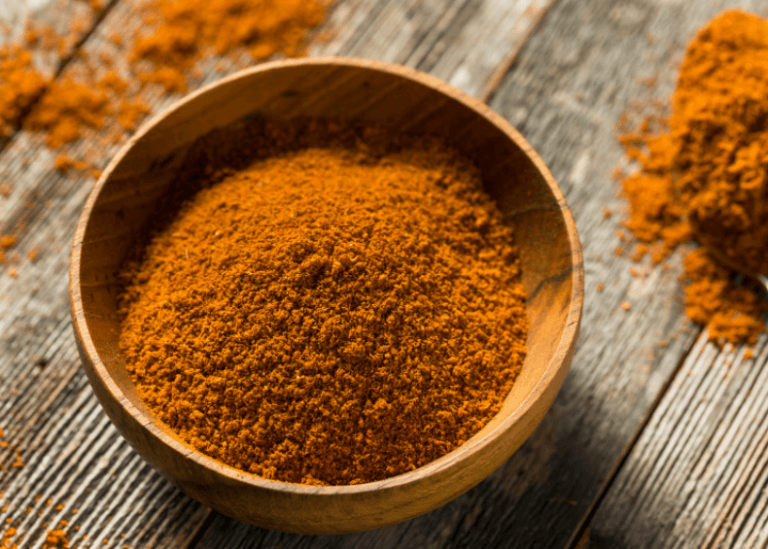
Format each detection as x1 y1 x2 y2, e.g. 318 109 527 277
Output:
1 0 331 161
618 9 768 346
118 118 529 485
0 527 17 549
43 523 69 549
131 0 328 93
0 0 332 264
1 516 73 549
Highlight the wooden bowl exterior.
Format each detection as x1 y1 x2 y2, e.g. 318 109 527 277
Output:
69 57 583 534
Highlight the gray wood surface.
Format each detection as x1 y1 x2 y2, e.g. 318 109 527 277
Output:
489 0 703 541
581 2 768 546
0 3 209 548
311 0 556 100
592 337 768 549
2 0 768 547
490 1 768 547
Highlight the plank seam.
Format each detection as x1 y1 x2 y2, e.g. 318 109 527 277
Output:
562 325 705 549
407 0 474 71
0 0 120 156
478 0 560 103
180 510 218 549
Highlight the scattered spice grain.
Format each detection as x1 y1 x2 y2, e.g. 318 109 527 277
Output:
0 236 15 250
0 0 332 264
618 9 768 346
130 0 329 93
0 527 17 549
119 119 529 486
27 248 40 263
44 521 69 549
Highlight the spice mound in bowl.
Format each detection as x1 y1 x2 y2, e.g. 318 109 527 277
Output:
70 57 582 534
118 118 528 486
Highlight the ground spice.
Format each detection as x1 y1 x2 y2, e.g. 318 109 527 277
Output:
618 9 768 346
118 118 528 486
673 12 768 275
0 508 74 549
0 527 17 549
0 236 15 250
44 522 69 549
0 0 330 148
23 0 330 156
0 0 331 265
131 0 330 94
0 45 47 139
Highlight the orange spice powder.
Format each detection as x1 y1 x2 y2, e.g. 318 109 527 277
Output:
130 0 329 93
118 118 528 486
618 9 768 346
0 0 332 266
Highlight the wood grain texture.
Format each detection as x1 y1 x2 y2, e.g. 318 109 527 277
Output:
0 0 110 64
0 2 210 549
591 336 768 549
312 0 557 98
0 0 560 547
0 0 118 152
580 2 768 547
8 0 768 546
483 1 768 547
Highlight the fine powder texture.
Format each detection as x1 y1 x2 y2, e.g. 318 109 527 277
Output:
673 10 768 275
131 0 329 94
118 121 528 486
618 9 768 346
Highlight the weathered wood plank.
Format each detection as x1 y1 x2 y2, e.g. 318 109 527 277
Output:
312 0 557 99
487 1 768 547
524 1 768 547
590 333 768 549
14 0 768 547
575 2 768 544
0 0 558 548
194 0 726 547
0 0 108 56
564 1 768 547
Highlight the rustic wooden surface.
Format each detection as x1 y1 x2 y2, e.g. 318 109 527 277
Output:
1 0 767 547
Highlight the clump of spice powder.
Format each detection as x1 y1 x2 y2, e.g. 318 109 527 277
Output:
0 0 331 149
118 118 528 486
618 9 768 346
0 0 331 264
131 0 329 93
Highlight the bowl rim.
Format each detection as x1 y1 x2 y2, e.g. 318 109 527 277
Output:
69 56 584 496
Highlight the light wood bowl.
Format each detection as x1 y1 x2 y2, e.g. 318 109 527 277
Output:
69 57 583 534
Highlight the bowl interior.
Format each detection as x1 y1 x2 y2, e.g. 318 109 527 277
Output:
75 59 578 481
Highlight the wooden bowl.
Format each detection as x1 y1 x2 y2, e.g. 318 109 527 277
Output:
69 57 583 534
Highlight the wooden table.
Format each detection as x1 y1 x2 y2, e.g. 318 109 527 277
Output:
2 0 768 547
